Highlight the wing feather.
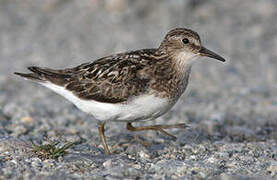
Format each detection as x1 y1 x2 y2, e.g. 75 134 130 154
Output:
63 50 156 103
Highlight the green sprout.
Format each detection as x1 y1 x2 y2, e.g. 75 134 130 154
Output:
31 140 78 159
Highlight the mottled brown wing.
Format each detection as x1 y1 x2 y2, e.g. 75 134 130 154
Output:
64 50 156 103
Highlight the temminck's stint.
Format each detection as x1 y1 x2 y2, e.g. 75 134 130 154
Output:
15 28 226 155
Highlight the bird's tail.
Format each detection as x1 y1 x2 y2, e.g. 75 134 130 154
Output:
14 66 71 85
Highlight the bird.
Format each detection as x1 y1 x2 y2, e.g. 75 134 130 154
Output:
15 28 226 155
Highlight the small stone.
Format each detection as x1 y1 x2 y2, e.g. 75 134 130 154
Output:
139 150 150 159
133 164 141 169
190 155 197 160
5 156 12 161
226 161 237 169
31 158 42 168
20 116 34 124
267 162 277 174
206 156 217 163
103 159 112 168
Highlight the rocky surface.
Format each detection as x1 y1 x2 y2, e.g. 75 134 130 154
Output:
0 0 277 179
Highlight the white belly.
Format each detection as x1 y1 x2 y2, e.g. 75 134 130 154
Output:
42 83 173 122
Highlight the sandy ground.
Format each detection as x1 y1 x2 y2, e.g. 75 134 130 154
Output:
0 0 277 179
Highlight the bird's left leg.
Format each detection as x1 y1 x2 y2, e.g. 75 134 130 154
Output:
98 122 110 155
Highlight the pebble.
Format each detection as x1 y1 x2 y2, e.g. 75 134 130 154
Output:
139 150 151 160
103 159 112 168
20 116 34 124
267 162 277 175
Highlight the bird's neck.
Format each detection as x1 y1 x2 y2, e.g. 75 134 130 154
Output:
167 51 196 98
148 51 193 99
156 48 196 75
170 51 196 80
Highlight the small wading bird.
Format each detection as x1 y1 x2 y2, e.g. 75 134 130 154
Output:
15 28 225 155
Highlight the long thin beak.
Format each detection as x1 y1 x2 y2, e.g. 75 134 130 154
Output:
199 47 226 62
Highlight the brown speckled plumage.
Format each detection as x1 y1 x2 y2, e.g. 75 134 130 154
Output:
21 48 189 103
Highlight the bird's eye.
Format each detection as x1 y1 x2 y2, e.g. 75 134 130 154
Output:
182 38 189 44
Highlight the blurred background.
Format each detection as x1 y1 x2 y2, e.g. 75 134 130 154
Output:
1 0 276 138
0 0 277 178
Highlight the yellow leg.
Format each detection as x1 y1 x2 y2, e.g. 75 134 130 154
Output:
98 122 110 155
126 122 187 140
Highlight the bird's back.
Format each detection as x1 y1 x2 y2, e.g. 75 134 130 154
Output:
15 49 169 104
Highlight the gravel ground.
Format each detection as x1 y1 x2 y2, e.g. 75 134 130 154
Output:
0 0 277 179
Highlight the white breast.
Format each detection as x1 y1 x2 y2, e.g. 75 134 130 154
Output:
41 83 173 122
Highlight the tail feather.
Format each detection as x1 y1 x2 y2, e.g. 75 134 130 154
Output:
27 66 71 78
15 66 72 85
14 72 44 81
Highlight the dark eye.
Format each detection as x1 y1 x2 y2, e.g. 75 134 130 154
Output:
182 38 189 44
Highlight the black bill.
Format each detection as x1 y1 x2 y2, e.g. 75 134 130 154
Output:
199 47 226 62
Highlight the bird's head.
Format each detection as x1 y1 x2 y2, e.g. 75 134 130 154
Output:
159 28 225 66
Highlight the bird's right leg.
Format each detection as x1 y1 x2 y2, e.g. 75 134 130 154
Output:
126 122 187 140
